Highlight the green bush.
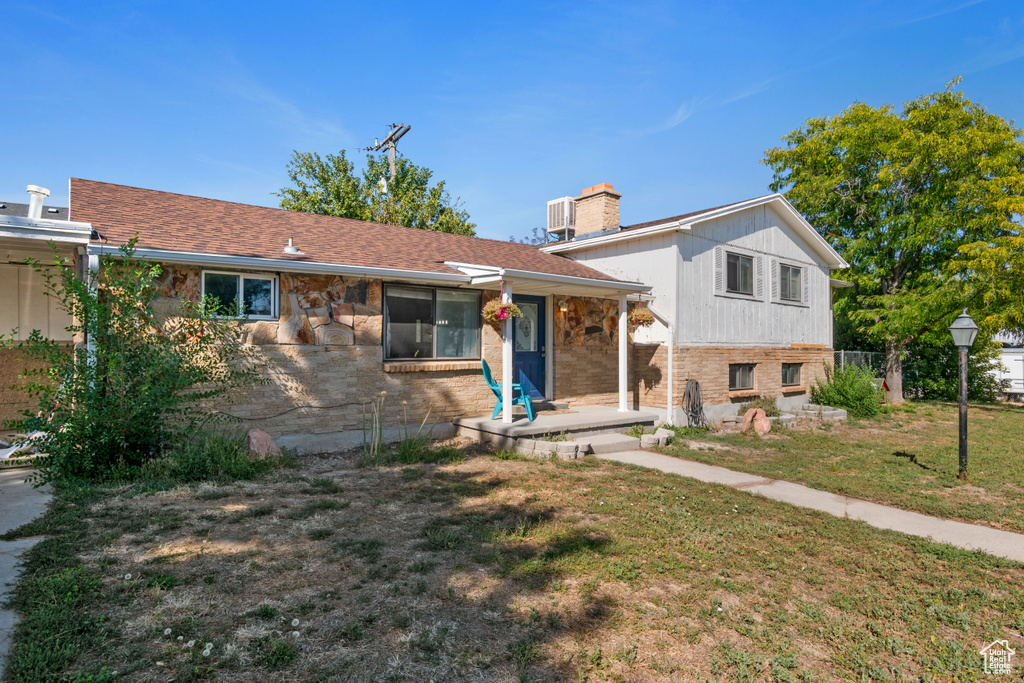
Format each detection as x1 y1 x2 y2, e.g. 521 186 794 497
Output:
2 239 265 483
141 431 284 483
902 336 1007 402
737 396 781 418
811 363 882 418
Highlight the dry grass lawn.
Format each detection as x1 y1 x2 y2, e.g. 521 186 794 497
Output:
22 437 1016 683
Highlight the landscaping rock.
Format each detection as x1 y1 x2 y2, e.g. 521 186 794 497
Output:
247 429 281 460
654 428 674 446
556 442 579 460
640 434 659 448
754 411 772 436
742 408 772 436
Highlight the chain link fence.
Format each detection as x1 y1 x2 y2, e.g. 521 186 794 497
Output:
834 350 885 376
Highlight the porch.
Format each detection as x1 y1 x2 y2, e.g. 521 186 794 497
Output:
453 403 659 449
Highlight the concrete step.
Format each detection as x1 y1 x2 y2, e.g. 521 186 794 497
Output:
586 433 642 454
511 400 570 415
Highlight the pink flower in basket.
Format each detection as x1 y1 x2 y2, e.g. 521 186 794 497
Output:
496 308 510 320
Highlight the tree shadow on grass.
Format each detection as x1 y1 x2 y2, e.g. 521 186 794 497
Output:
893 450 936 471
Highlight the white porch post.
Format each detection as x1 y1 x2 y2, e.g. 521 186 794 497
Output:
502 282 514 423
666 322 674 425
618 294 628 412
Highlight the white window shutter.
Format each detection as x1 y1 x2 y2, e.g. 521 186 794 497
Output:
770 258 779 302
755 255 764 299
714 247 724 294
802 266 810 305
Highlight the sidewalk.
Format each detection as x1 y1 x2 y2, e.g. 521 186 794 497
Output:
598 451 1024 564
0 468 52 677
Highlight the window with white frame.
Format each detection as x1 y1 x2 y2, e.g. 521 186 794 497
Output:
780 264 802 302
202 271 277 319
782 363 802 387
729 364 755 391
385 285 481 360
726 252 754 295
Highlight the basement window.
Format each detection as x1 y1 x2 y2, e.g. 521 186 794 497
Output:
729 364 755 391
726 253 754 295
782 363 802 387
201 271 277 319
385 285 481 360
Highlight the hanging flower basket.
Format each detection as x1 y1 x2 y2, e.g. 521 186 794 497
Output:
482 299 522 327
628 305 655 328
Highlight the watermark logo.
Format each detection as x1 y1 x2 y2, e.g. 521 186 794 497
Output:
979 639 1015 675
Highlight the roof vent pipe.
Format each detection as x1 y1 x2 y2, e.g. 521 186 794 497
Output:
26 185 50 220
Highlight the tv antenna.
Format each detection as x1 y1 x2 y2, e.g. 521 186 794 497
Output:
366 123 411 181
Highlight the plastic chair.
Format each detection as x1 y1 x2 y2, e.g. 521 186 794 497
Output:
481 359 535 422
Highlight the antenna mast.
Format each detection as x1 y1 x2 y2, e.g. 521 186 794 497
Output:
366 123 411 181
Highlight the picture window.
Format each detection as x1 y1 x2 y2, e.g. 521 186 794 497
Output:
385 286 481 360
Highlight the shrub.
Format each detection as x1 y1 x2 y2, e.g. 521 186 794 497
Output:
2 239 264 483
737 396 781 418
141 431 284 483
812 362 882 418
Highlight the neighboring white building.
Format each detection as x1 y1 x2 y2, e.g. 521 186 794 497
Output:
991 331 1024 401
542 184 849 424
0 185 93 423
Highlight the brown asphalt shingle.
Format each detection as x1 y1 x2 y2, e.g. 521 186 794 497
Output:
70 178 622 282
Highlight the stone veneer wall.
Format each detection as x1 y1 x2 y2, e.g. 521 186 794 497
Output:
552 296 622 406
152 265 504 437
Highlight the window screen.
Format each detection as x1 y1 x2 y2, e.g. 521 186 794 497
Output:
729 364 755 390
727 253 754 295
782 363 802 386
780 265 802 302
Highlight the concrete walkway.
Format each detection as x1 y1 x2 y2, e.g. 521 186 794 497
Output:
0 468 52 677
598 451 1024 564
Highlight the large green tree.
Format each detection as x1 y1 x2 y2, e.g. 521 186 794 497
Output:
277 150 476 236
763 79 1024 402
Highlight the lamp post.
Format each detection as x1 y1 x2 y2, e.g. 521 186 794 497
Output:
948 309 979 480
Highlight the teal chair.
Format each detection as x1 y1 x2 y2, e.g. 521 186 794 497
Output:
482 360 535 422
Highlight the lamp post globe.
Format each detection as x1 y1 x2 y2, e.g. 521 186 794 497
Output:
948 309 978 481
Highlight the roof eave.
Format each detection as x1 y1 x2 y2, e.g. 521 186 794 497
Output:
87 244 473 285
0 217 93 245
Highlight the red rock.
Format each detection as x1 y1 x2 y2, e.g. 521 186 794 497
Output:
306 306 331 327
741 408 761 433
754 412 772 436
247 429 281 460
331 303 354 327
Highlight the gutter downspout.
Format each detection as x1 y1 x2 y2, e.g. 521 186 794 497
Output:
646 304 674 425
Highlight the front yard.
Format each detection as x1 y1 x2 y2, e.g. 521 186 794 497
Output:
4 434 1022 682
660 401 1024 533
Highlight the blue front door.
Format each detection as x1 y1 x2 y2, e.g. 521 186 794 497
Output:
512 295 546 399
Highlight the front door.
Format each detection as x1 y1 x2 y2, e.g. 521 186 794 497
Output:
512 295 546 399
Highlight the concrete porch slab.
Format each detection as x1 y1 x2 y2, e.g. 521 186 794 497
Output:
454 405 658 447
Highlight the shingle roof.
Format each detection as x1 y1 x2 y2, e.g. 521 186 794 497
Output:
0 202 69 220
70 179 621 282
618 199 759 232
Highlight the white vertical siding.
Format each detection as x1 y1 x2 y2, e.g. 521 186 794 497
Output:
564 204 835 347
0 263 74 341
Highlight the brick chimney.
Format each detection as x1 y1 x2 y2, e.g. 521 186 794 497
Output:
573 183 621 237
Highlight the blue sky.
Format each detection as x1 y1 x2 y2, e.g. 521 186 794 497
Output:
4 1 1022 241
